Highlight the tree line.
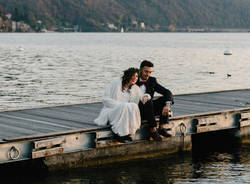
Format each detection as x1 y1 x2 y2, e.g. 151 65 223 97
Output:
0 0 250 32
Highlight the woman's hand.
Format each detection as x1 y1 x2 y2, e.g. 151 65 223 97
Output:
141 95 150 104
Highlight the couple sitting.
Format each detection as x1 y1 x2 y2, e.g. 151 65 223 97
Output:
94 60 174 142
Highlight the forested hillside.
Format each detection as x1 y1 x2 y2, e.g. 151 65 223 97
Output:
1 0 250 32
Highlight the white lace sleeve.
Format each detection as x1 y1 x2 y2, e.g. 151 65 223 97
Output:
130 85 144 104
142 93 151 101
102 79 121 108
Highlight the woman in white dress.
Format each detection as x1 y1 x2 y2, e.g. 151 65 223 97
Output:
94 68 150 142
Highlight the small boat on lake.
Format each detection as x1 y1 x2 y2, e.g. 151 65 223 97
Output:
18 46 24 51
121 27 124 33
224 49 232 55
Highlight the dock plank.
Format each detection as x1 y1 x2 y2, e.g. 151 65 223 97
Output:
4 112 85 129
0 115 66 133
0 121 38 137
5 111 98 129
20 107 98 124
175 90 250 108
0 89 250 141
172 98 243 116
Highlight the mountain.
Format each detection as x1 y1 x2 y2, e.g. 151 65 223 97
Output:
1 0 250 32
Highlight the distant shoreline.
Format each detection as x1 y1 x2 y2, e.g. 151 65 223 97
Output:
1 28 250 33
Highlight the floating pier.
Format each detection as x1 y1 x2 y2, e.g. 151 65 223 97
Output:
0 89 250 170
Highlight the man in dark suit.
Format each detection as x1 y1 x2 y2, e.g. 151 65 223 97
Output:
137 60 174 141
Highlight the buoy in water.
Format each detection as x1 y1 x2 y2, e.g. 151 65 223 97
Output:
18 47 24 51
224 49 232 55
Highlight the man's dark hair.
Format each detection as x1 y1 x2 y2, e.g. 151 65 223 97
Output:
122 67 139 89
140 60 154 69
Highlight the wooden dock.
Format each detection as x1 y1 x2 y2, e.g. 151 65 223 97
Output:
0 89 250 170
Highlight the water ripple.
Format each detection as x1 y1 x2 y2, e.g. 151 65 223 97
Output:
0 33 250 111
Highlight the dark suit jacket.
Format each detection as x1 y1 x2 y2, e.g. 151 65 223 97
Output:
136 76 174 104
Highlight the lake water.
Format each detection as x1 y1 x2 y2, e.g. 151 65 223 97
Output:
0 33 250 111
0 33 250 183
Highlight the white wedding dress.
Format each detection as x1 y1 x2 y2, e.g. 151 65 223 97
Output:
94 79 145 136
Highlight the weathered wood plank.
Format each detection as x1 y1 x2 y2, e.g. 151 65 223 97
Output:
173 100 236 110
0 125 30 139
175 96 246 107
3 126 107 142
20 108 97 124
0 114 72 132
34 137 65 149
175 91 250 107
172 100 237 115
73 103 103 111
4 111 94 129
0 122 38 137
0 89 249 141
241 112 250 119
32 147 64 159
240 120 250 127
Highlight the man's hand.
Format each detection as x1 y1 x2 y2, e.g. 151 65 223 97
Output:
162 105 170 116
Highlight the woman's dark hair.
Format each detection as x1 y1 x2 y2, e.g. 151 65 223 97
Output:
122 67 139 89
140 60 154 69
